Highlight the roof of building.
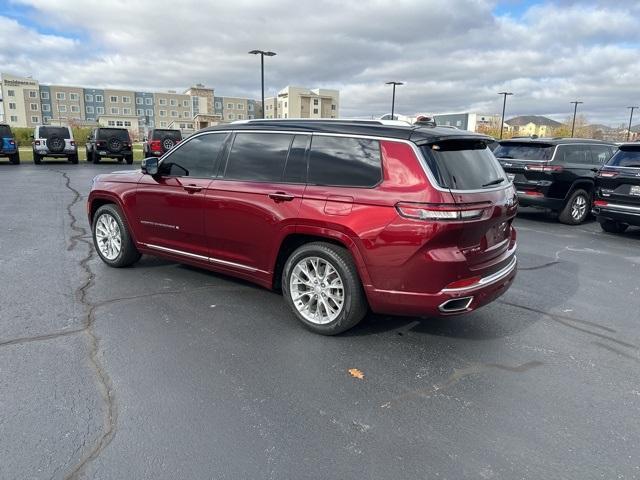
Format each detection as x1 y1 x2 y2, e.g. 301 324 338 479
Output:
505 115 563 128
203 119 492 144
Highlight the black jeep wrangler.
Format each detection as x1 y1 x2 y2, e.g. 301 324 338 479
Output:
86 128 134 164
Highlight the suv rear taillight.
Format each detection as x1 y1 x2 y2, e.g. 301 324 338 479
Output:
396 202 488 221
9 139 15 145
34 140 41 146
97 140 106 147
150 140 162 152
598 170 618 178
525 164 564 172
70 141 75 147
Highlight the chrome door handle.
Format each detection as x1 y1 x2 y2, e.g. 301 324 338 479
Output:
183 184 203 193
268 192 295 202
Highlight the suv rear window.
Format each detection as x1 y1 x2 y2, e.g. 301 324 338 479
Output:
151 129 181 141
607 146 640 168
97 128 130 141
493 142 554 161
421 140 506 190
308 136 381 187
0 125 12 137
39 127 70 139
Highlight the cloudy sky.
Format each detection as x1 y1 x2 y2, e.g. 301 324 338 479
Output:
1 0 639 125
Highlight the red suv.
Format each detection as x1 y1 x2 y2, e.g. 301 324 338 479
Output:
88 120 517 334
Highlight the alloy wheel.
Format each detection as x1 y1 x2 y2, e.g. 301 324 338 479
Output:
571 194 587 221
95 213 122 260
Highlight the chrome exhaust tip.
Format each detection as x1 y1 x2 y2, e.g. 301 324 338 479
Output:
438 296 474 313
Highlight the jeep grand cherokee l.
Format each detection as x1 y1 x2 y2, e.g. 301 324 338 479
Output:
88 120 518 335
32 126 78 164
593 143 640 234
86 127 133 164
494 138 615 224
0 124 20 164
143 128 182 158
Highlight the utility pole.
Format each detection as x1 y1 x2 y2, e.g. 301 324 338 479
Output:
385 81 403 119
570 101 583 138
249 50 276 119
626 106 639 142
497 92 513 139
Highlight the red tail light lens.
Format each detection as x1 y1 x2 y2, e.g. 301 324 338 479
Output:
525 164 564 172
150 140 162 151
598 170 618 178
396 202 487 221
445 276 482 290
594 200 608 207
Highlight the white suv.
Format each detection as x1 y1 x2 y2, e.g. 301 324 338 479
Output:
32 126 78 164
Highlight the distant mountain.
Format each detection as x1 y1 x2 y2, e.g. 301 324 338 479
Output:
505 115 563 128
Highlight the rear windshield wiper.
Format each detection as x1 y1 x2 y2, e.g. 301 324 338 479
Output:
498 155 514 159
482 178 505 187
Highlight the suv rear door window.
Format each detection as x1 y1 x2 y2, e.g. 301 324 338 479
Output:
607 146 640 168
556 145 588 164
308 136 381 187
0 125 12 137
39 127 70 139
98 128 130 141
224 133 293 182
162 133 228 178
283 135 309 183
589 145 613 165
493 142 554 160
421 140 506 190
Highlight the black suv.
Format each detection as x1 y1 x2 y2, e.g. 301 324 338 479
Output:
494 138 616 224
143 128 182 158
86 128 133 164
0 124 20 164
593 143 640 234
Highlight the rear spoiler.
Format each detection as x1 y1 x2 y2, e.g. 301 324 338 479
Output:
410 133 494 146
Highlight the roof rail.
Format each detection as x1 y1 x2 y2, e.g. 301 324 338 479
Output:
232 118 412 127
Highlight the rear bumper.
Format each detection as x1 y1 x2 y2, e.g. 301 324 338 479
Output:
593 204 640 227
516 190 564 210
366 254 517 317
97 150 132 158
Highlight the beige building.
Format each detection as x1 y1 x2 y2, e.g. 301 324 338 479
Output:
153 91 191 128
266 86 339 119
505 116 562 137
97 115 140 139
103 89 138 120
47 85 85 125
1 73 40 127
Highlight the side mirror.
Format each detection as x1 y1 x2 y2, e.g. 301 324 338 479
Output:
141 157 159 175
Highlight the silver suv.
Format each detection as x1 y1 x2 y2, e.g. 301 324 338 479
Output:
32 126 78 164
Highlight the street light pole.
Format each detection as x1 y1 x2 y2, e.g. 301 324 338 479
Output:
385 81 403 119
570 101 583 138
249 50 276 119
497 92 513 139
626 106 639 142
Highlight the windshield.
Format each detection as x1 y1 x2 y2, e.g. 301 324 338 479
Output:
421 140 507 190
98 128 130 141
39 127 70 139
607 147 640 168
0 125 12 137
493 142 555 161
151 129 182 141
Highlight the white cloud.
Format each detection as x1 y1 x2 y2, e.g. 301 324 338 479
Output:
1 0 639 125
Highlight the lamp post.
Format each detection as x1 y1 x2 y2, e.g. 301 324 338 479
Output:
626 106 639 142
570 101 583 138
249 50 276 119
497 92 513 139
385 81 403 119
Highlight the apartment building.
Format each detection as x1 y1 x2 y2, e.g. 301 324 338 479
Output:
266 86 339 119
505 115 563 137
0 73 40 127
153 91 191 128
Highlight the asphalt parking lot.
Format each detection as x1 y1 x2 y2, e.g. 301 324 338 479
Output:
1 162 639 480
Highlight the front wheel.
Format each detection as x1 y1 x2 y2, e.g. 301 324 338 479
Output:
599 219 628 234
282 242 368 335
92 204 141 267
9 152 20 164
33 152 42 164
125 154 134 165
559 189 590 225
69 154 79 164
92 151 101 164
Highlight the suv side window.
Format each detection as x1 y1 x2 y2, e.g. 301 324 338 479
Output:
589 145 612 165
308 136 381 187
556 145 588 165
161 133 228 178
224 133 293 182
283 135 309 183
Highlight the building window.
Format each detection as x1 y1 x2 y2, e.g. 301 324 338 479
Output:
313 108 318 114
331 104 336 111
237 114 244 120
111 107 119 115
29 90 37 98
108 120 115 126
136 97 143 105
145 98 152 105
56 92 65 100
10 116 18 122
71 105 79 113
43 116 51 122
87 106 94 114
313 99 318 105
237 103 243 110
123 108 131 115
95 95 104 103
228 113 234 120
42 104 51 112
215 102 221 109
7 90 15 97
160 121 167 127
96 107 104 115
110 96 118 103
248 104 254 111
169 99 177 106
136 109 143 116
284 101 288 107
159 98 167 106
58 105 67 113
85 94 94 102
116 121 124 127
180 123 186 128
227 103 233 109
159 110 166 117
41 91 49 100
183 112 189 118
284 113 288 118
123 96 131 104
70 93 78 101
170 111 178 117
8 102 16 110
31 116 39 123
183 100 189 107
146 109 153 116
124 121 131 127
30 103 38 111
148 120 154 127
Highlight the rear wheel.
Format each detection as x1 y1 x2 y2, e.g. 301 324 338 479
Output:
92 151 101 164
33 151 42 164
69 154 79 164
282 242 367 335
125 154 134 165
9 152 20 164
599 219 628 234
559 189 590 225
92 204 141 267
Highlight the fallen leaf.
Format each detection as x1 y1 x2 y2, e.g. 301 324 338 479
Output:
348 368 364 380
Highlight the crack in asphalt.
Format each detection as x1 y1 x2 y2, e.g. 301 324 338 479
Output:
518 260 561 271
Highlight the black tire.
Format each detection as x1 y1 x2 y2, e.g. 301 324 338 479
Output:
92 204 141 268
69 154 79 164
599 219 628 234
559 188 590 225
282 242 368 335
9 152 20 165
107 136 123 154
85 149 91 162
92 151 101 164
117 157 123 163
161 136 175 153
33 151 42 164
125 154 134 165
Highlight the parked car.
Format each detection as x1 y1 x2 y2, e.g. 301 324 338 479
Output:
88 119 518 335
86 127 133 164
494 138 616 224
0 124 20 164
593 143 640 233
143 128 182 158
32 125 78 164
